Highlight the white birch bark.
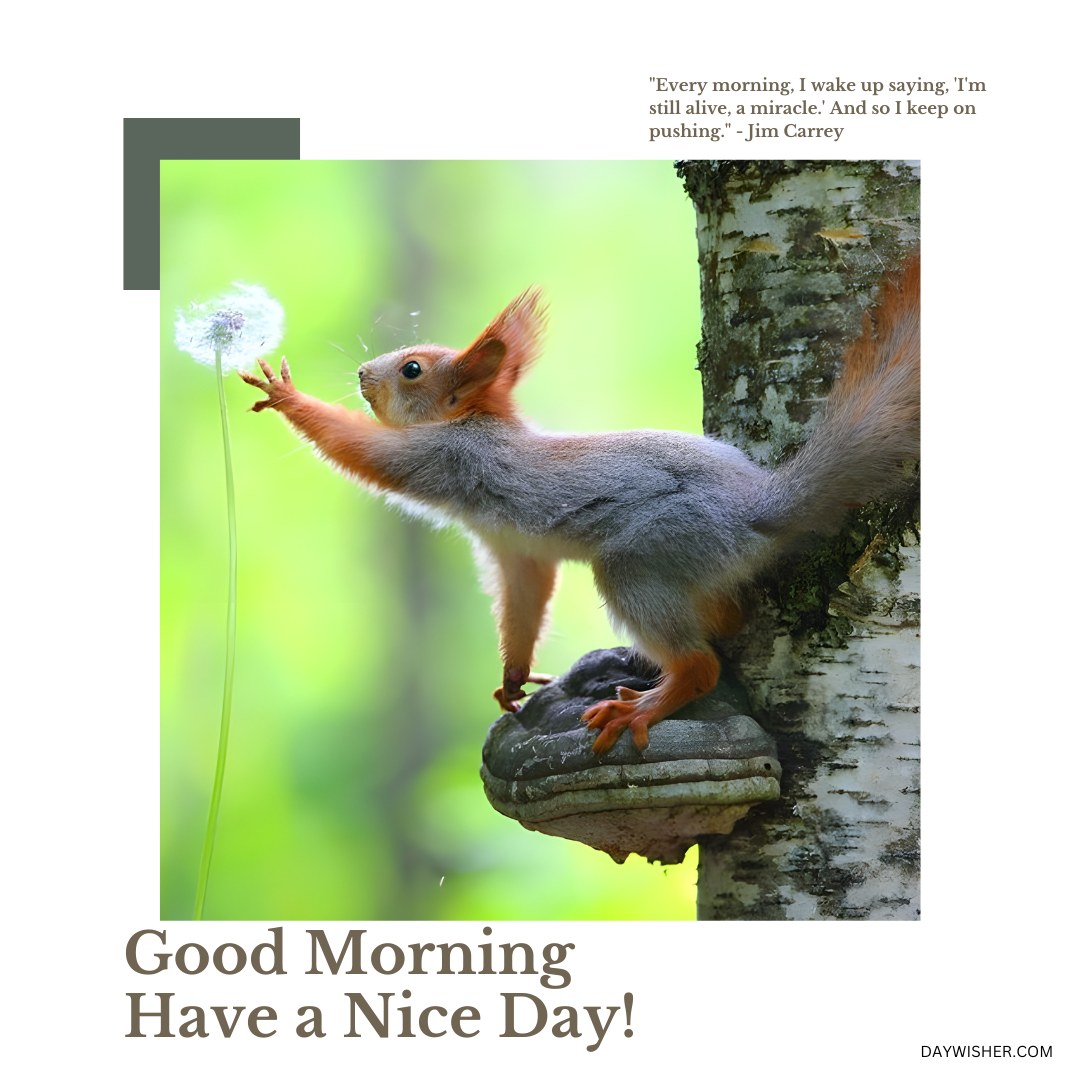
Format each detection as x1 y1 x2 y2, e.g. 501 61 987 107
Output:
678 160 921 920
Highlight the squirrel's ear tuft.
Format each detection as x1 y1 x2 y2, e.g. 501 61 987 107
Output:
488 287 547 386
455 337 507 389
450 289 547 416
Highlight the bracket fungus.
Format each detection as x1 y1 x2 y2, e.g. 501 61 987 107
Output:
481 648 781 864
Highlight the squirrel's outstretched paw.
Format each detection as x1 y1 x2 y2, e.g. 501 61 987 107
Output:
240 357 295 412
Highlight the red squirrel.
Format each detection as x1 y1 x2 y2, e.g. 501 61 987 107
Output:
241 256 919 753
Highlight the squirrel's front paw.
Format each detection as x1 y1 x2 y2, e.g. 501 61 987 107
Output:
493 667 553 713
240 356 297 412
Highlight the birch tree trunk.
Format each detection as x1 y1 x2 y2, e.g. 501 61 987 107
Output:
677 161 921 920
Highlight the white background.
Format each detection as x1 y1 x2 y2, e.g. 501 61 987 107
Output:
5 2 1073 1075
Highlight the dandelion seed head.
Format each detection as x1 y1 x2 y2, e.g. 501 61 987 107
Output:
208 309 245 348
174 283 284 372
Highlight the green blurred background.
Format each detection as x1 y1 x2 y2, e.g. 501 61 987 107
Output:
160 160 706 920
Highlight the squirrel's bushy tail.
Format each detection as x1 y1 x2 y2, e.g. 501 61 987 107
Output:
760 254 920 544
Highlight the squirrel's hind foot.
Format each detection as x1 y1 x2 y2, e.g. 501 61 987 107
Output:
583 690 653 753
582 649 721 754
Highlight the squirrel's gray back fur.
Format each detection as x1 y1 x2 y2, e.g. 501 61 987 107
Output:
385 419 776 634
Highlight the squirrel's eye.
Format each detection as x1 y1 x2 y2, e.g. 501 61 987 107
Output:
401 360 422 380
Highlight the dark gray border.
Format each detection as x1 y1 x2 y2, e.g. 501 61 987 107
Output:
124 118 300 290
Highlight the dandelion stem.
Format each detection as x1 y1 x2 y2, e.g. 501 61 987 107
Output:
194 348 238 920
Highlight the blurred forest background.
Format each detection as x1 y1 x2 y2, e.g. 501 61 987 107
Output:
160 160 705 920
